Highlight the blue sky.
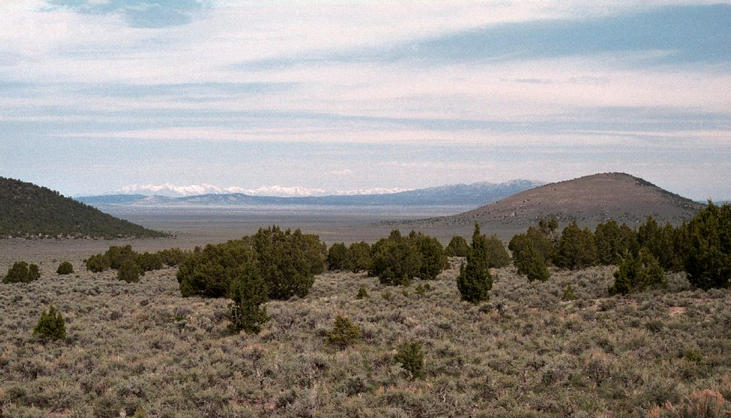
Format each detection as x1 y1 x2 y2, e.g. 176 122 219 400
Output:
0 1 729 199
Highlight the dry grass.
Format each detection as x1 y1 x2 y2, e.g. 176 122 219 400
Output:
1 258 729 417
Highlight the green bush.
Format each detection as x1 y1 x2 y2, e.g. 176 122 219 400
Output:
445 235 470 257
177 239 255 298
3 261 40 283
395 340 424 379
485 235 511 268
561 285 578 301
356 287 369 299
85 253 109 272
509 226 555 266
228 262 269 334
410 231 447 280
457 224 492 303
254 227 320 299
370 230 422 286
326 315 361 349
594 220 638 265
514 240 550 282
33 305 66 342
105 245 136 269
555 221 597 269
609 248 666 295
136 252 163 272
347 241 372 272
156 248 190 266
327 243 350 270
56 261 74 275
683 201 730 290
118 258 141 283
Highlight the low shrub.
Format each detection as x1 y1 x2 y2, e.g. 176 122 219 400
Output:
609 248 666 295
156 248 190 266
85 253 109 272
395 340 424 379
326 315 361 349
410 231 447 280
356 287 369 299
118 259 141 283
33 305 66 342
136 252 163 272
457 224 492 303
228 263 269 334
3 261 40 283
56 261 74 275
445 235 470 257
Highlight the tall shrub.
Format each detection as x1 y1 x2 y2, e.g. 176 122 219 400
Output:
609 248 666 295
684 202 730 290
228 262 269 334
457 224 492 302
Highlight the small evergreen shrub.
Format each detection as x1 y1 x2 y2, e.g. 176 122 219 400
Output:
561 285 578 301
228 263 269 334
3 261 40 283
327 243 350 270
326 315 361 349
356 287 369 299
485 235 511 268
512 239 550 282
683 201 730 290
177 240 256 298
33 305 66 342
395 340 424 379
457 224 492 303
410 231 447 280
415 283 431 296
254 227 320 299
347 241 372 272
156 248 190 266
370 230 421 286
118 258 141 283
609 248 666 295
555 221 597 269
136 252 163 272
85 253 109 272
445 235 470 257
105 245 136 269
56 261 74 275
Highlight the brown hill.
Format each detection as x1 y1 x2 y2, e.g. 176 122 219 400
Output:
418 173 703 229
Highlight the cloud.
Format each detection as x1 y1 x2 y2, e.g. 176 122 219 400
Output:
45 0 212 28
118 183 328 197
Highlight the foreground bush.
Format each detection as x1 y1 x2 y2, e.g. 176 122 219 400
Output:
327 243 349 270
228 262 269 334
485 234 511 268
157 248 190 266
178 239 255 298
326 315 361 349
118 259 141 283
395 340 424 379
254 227 321 299
3 261 40 283
347 241 372 272
410 231 447 280
683 201 730 290
555 221 597 269
136 252 163 272
56 261 73 275
33 305 66 342
609 248 666 295
445 235 470 257
370 230 422 285
85 253 109 272
457 224 492 302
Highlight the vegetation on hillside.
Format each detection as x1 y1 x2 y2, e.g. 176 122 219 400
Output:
0 177 165 239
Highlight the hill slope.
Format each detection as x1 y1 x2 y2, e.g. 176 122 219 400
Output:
423 173 703 228
76 180 542 208
0 177 165 238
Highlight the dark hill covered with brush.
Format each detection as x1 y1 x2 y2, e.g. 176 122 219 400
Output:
421 173 703 228
0 177 165 239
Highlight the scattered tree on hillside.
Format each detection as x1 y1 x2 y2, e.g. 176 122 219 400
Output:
609 248 666 295
445 235 470 257
32 305 66 342
485 234 511 268
370 230 422 286
555 221 597 269
327 242 350 271
683 201 730 290
457 224 492 302
510 234 550 281
410 231 447 280
228 262 269 334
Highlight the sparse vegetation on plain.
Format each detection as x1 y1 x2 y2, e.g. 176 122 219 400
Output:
2 261 41 284
56 261 73 275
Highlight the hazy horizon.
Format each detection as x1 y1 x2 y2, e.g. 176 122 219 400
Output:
1 1 729 200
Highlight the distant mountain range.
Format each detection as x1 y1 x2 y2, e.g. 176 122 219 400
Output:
0 177 165 239
413 172 703 228
76 180 543 208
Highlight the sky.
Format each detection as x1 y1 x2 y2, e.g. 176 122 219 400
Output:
0 1 729 200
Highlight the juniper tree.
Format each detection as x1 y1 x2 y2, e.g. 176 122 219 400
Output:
457 224 492 303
